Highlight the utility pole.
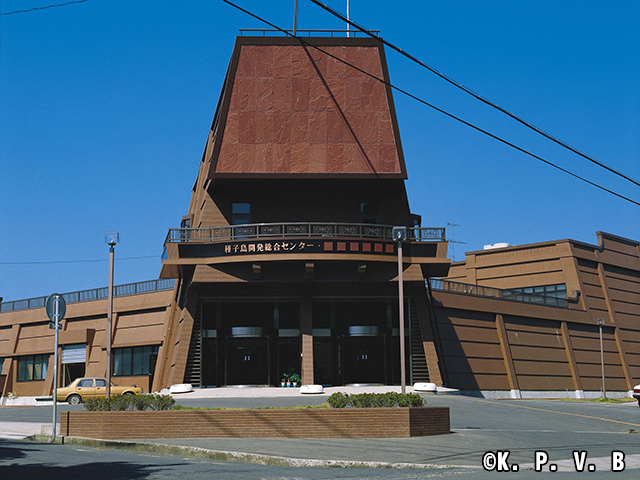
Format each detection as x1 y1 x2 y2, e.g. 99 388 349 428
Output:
105 232 119 399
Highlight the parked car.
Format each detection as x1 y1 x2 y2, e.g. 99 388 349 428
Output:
634 384 640 407
56 377 142 404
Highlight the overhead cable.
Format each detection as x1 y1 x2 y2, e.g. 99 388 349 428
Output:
0 0 91 16
222 0 640 207
308 0 640 189
0 255 158 266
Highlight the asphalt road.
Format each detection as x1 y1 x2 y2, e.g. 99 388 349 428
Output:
0 439 482 479
1 437 639 480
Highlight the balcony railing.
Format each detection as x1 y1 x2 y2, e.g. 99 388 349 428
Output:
0 279 176 313
239 29 380 38
429 279 569 308
164 223 445 247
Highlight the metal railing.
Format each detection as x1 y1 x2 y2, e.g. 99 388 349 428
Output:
429 279 568 308
0 279 176 313
239 29 380 38
164 223 445 247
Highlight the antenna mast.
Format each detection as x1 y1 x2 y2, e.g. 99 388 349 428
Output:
447 222 467 262
346 0 350 37
293 0 299 36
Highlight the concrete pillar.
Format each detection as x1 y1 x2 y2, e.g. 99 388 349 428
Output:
300 293 314 385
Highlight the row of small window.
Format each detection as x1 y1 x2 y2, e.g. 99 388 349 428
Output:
502 284 567 307
503 284 567 298
13 346 159 381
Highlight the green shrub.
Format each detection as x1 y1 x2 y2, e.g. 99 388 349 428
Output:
327 392 350 408
109 394 133 411
82 394 176 411
147 394 175 411
83 397 109 411
395 392 425 407
327 392 425 408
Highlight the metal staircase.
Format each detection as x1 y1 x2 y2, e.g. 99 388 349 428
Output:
183 303 202 386
410 300 430 383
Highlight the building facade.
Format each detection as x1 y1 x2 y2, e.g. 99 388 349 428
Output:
432 231 640 398
155 35 449 389
1 35 638 399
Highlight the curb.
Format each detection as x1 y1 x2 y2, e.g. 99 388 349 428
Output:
26 434 474 470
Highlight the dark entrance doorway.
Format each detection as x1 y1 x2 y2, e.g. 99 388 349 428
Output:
225 335 269 385
342 327 386 384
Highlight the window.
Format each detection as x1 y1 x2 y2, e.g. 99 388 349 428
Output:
360 203 379 224
503 284 567 307
113 346 159 376
17 355 49 381
232 203 251 225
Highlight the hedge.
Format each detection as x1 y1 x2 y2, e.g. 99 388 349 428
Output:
83 394 175 411
327 392 425 408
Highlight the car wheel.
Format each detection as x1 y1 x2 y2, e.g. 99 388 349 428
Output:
67 394 82 405
123 392 134 396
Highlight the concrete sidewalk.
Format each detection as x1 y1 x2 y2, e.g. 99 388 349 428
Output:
0 422 52 440
1 384 453 406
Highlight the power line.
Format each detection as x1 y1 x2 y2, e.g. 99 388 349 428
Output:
221 1 640 208
308 0 640 189
0 255 158 266
0 0 90 16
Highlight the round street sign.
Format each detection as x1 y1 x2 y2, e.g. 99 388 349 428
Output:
45 293 66 321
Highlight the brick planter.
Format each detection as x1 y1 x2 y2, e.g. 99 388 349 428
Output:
61 407 450 439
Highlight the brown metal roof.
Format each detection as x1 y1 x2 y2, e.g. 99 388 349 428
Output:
204 36 407 179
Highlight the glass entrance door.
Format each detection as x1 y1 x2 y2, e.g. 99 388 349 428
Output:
225 337 269 385
342 336 386 385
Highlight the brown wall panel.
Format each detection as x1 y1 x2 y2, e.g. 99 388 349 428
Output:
517 375 574 391
506 330 564 349
503 316 559 333
580 376 628 392
575 362 626 380
445 357 506 374
509 345 569 363
438 324 500 343
513 360 571 377
439 339 504 359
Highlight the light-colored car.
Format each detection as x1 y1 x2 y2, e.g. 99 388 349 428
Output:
56 377 142 404
633 384 640 407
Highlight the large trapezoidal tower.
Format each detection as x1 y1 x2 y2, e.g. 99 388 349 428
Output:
157 35 449 389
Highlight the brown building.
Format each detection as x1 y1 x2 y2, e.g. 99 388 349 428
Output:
432 231 640 398
1 35 638 399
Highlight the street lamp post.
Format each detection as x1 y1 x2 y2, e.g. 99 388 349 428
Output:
393 227 407 394
105 232 119 399
596 318 606 399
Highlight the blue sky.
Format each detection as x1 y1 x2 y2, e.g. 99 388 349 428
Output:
1 0 639 302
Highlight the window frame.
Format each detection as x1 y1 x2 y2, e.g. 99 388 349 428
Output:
113 345 159 376
16 354 50 382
